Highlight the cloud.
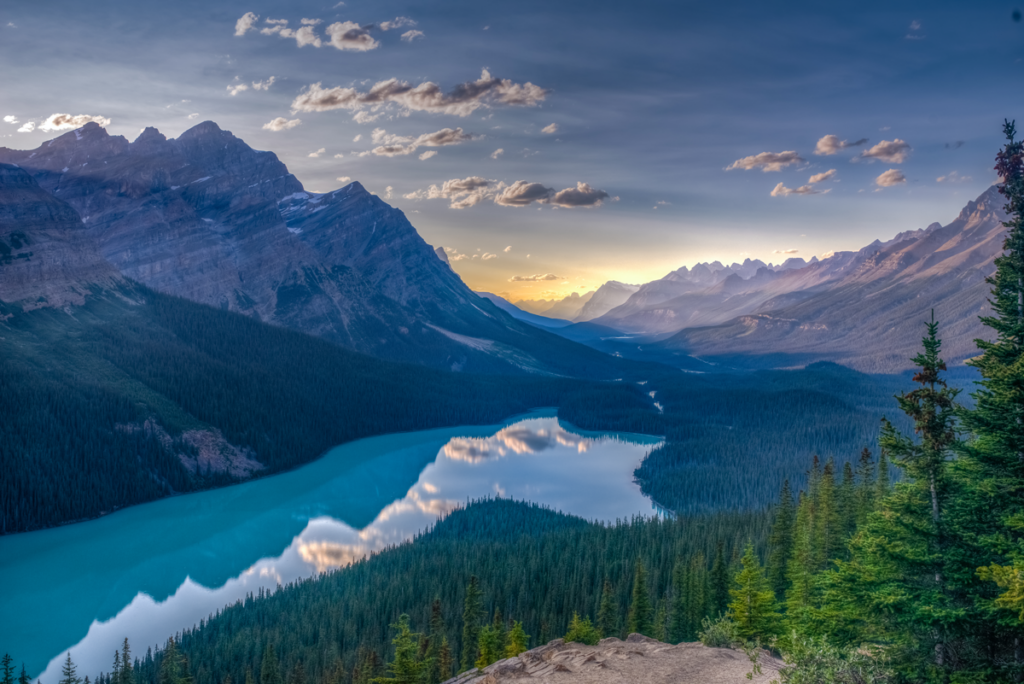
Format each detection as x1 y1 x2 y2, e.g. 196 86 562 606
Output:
909 20 921 30
945 141 965 150
419 151 437 160
2 115 16 124
252 76 276 91
262 117 302 131
937 171 972 184
550 182 609 207
337 176 352 183
727 150 804 172
509 274 561 282
260 18 324 47
404 176 498 209
808 169 837 183
370 126 476 156
384 185 393 199
379 17 416 30
482 253 497 260
490 148 504 159
227 83 249 96
653 200 671 209
291 69 549 118
38 114 111 132
17 122 35 133
875 169 907 187
187 113 199 120
504 246 511 253
235 12 259 36
859 139 911 163
353 134 362 142
495 181 554 206
814 135 868 156
773 249 799 255
309 148 326 158
541 123 558 134
333 152 344 158
401 30 424 42
770 182 821 197
301 18 321 25
324 21 377 51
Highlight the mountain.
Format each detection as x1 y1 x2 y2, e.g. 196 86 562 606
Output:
573 280 639 322
657 186 1006 372
513 291 595 319
475 292 572 328
0 122 622 377
592 258 815 333
0 163 121 307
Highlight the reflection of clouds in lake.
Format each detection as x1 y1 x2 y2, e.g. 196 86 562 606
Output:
298 541 368 573
443 424 593 463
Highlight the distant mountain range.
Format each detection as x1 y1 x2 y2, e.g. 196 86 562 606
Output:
0 122 623 377
510 281 640 322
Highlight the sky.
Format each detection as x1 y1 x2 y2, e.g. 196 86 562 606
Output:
0 0 1021 300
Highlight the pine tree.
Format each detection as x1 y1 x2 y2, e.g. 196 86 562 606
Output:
727 543 781 643
505 622 529 657
424 598 445 684
375 615 429 684
159 640 191 684
839 462 857 540
286 662 305 684
597 579 618 638
854 448 876 526
460 576 484 672
628 559 653 636
17 665 29 684
119 639 133 684
766 479 796 600
785 492 816 632
437 639 453 682
3 654 15 684
244 668 254 684
111 651 121 684
564 613 601 646
686 553 709 641
259 645 282 684
812 459 841 569
474 626 502 669
59 654 81 684
669 560 689 643
710 542 730 617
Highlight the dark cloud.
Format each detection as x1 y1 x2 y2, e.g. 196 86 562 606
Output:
495 181 554 206
549 182 609 207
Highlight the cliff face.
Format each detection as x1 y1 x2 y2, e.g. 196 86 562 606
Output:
0 123 619 375
0 163 121 309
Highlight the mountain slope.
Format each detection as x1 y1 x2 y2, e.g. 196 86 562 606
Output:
573 280 639 322
476 292 572 328
658 187 1006 372
0 122 621 377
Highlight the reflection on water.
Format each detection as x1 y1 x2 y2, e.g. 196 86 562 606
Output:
0 412 661 684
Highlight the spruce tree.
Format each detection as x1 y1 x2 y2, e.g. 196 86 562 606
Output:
812 459 841 569
766 479 796 600
425 599 445 684
59 654 81 684
111 651 121 684
669 560 689 643
119 639 133 684
460 576 484 672
564 613 601 646
474 626 502 669
3 654 15 684
686 553 708 641
376 615 429 684
17 665 28 684
504 622 529 657
785 491 816 632
710 542 730 617
854 447 876 526
259 645 281 684
727 543 781 643
287 662 304 684
437 639 453 682
628 559 653 636
597 579 618 638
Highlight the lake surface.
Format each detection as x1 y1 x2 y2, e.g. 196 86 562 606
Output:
0 410 662 682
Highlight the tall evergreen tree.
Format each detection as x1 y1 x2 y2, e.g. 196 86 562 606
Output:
855 448 876 526
785 491 816 632
597 579 618 638
437 639 453 683
628 559 654 636
460 576 484 672
728 543 781 643
505 622 529 657
111 651 121 684
767 479 796 600
424 598 445 684
375 615 429 684
669 560 689 643
119 639 133 684
59 654 81 684
259 645 281 684
16 665 29 684
2 654 15 684
813 459 841 569
710 542 730 617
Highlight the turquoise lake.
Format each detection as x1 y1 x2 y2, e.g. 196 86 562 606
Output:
0 411 662 682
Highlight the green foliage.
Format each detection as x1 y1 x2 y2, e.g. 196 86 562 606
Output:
597 580 618 638
374 615 429 684
767 480 796 600
504 623 529 658
628 560 653 636
159 640 192 684
563 613 601 646
259 645 281 684
60 653 82 684
775 633 891 684
474 625 503 669
727 543 781 642
697 615 736 648
460 577 484 672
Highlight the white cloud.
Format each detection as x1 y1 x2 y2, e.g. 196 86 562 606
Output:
2 115 16 124
291 69 548 118
491 148 504 159
401 30 424 42
404 176 499 209
252 76 276 91
482 253 497 260
384 186 393 199
773 249 799 254
337 176 352 183
509 273 561 282
325 21 378 51
353 134 362 142
419 151 437 160
770 182 822 197
910 20 921 30
333 152 345 158
808 169 837 183
262 117 302 131
814 135 868 155
541 123 558 134
875 169 907 187
937 171 971 184
227 83 249 96
549 182 609 207
309 148 326 158
235 12 259 36
301 18 321 25
503 246 512 253
859 139 911 163
370 127 476 156
379 17 416 30
727 150 803 172
38 114 111 132
187 113 199 120
495 180 609 208
17 122 35 133
261 19 324 48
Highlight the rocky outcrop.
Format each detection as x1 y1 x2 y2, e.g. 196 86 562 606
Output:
0 163 121 309
0 123 619 375
445 635 781 684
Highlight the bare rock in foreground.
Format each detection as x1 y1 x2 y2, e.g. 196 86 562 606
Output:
445 634 782 684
